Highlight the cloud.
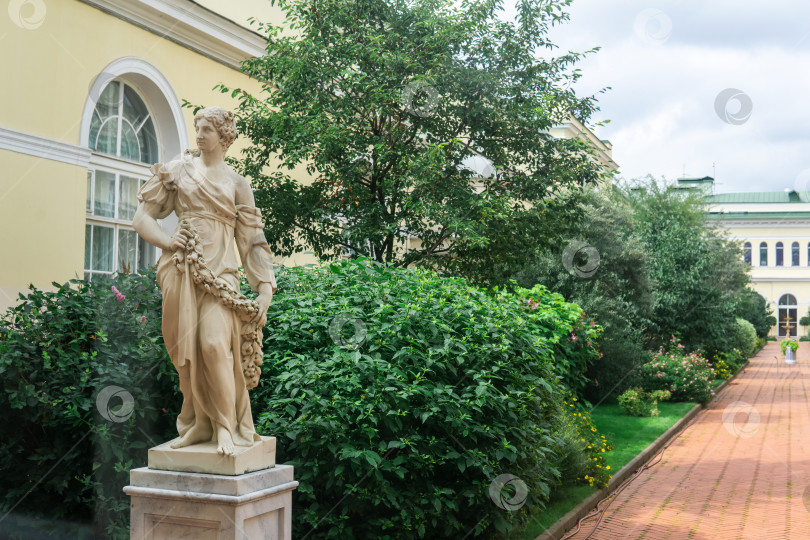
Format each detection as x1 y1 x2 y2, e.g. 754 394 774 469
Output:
532 0 810 192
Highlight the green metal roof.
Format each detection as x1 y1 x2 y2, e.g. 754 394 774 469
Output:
708 191 810 203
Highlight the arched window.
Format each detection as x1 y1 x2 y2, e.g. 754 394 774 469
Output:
84 80 160 281
760 242 768 266
82 61 186 282
778 294 798 337
776 242 784 266
743 242 752 265
89 81 158 163
792 242 800 266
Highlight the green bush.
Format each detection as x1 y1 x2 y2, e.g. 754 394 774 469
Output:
710 350 743 380
636 337 715 404
0 272 179 539
617 388 670 417
550 395 613 488
736 288 776 339
510 184 654 404
731 318 757 357
254 259 602 538
781 338 799 355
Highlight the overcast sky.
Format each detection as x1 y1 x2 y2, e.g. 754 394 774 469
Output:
523 0 810 194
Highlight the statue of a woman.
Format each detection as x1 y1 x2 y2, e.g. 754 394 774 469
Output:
133 107 276 456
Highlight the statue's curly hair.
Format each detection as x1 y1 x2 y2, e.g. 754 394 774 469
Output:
194 107 237 149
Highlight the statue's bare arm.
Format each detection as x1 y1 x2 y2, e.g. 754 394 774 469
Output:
233 173 274 319
133 201 190 252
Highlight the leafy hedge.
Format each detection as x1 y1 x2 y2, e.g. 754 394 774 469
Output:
0 260 605 539
0 273 179 539
731 318 757 358
254 259 603 538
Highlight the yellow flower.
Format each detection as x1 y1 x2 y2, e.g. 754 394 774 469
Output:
606 466 611 470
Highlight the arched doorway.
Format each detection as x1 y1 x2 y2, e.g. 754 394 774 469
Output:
778 293 798 338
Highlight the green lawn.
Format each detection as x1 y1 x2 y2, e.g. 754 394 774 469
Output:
515 401 696 539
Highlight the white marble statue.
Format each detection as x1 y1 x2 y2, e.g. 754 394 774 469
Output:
133 107 277 456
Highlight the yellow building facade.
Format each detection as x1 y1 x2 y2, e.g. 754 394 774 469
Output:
679 177 810 338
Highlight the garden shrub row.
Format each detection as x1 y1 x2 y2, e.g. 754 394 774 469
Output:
1 260 607 539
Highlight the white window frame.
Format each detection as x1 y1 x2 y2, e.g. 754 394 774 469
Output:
84 80 161 281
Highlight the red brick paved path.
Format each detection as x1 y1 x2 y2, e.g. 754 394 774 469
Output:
565 342 810 540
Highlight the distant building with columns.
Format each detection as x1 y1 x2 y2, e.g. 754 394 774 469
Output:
678 176 810 337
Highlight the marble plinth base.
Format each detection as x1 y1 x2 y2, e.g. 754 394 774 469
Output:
124 465 297 540
148 436 276 476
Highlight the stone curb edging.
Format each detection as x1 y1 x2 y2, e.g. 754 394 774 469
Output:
534 359 751 540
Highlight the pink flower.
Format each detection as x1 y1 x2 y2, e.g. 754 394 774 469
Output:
594 379 599 387
571 334 577 341
139 315 147 323
111 285 125 302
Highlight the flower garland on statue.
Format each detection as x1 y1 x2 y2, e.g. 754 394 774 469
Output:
171 219 263 390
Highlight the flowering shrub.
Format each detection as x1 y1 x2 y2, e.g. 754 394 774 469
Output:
637 337 715 404
712 356 734 380
710 349 745 380
550 394 613 488
617 388 670 417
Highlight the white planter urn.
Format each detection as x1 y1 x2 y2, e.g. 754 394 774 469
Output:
786 347 797 364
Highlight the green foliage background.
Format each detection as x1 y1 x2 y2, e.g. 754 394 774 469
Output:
254 259 603 538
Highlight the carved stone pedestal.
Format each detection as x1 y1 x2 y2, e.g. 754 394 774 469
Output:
124 464 297 540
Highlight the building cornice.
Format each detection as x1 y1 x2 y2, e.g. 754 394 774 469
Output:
0 126 91 167
79 0 267 70
709 219 810 227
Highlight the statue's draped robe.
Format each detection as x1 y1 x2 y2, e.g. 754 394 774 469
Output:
137 153 277 446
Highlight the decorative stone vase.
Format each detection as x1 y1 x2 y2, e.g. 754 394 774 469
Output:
786 347 797 364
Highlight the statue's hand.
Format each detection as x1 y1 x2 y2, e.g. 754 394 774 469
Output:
251 292 272 327
167 224 194 251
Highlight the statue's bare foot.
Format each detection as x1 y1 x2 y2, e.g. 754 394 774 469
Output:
170 425 211 449
216 426 235 456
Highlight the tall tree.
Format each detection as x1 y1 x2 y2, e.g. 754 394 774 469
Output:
628 178 751 353
211 0 607 279
512 183 654 401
